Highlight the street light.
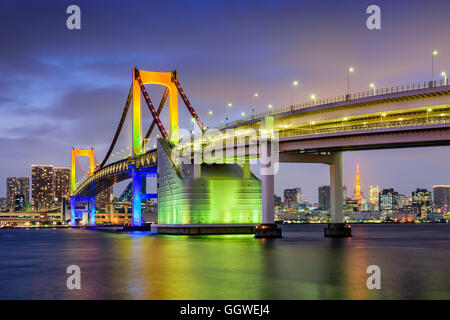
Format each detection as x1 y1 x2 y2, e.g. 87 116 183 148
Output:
381 112 386 123
310 94 317 105
347 67 354 95
432 50 438 82
441 71 447 85
241 112 246 117
207 110 213 128
291 81 299 106
268 104 273 109
226 103 232 128
427 108 432 123
310 121 315 130
370 83 376 95
252 93 258 120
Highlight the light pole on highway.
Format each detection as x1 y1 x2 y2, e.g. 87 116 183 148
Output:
432 50 438 82
347 67 354 95
252 93 258 120
291 81 299 106
441 71 447 85
370 83 376 95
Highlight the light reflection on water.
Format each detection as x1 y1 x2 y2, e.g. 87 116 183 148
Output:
0 224 449 299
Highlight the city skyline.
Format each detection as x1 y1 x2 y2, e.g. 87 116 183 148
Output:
1 1 450 201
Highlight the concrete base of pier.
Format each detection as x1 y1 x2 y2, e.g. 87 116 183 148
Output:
151 224 257 235
254 223 282 238
324 223 352 237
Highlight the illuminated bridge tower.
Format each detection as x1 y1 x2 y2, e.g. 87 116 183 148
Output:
70 148 96 226
130 69 180 226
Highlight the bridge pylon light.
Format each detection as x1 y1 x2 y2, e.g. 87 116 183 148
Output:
132 68 179 156
71 148 95 192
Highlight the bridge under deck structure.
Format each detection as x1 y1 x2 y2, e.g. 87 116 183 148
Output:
70 70 450 237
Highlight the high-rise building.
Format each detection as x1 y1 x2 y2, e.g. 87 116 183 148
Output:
354 162 363 211
318 185 331 210
53 167 70 204
6 177 30 210
32 165 54 210
284 189 297 203
0 197 8 212
369 186 380 211
412 188 432 217
433 185 450 211
294 187 302 203
398 194 407 209
379 188 399 214
14 195 26 212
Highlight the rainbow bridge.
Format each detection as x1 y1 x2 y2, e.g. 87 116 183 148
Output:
71 69 450 237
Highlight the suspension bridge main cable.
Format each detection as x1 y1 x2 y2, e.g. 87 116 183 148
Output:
171 71 206 133
96 84 133 171
75 156 90 175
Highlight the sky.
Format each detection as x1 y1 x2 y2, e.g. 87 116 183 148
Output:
0 0 449 202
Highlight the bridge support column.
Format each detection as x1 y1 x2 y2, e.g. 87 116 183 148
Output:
131 166 142 226
243 162 250 179
256 116 282 238
70 197 76 226
193 163 201 179
325 151 351 237
90 197 96 226
107 204 114 223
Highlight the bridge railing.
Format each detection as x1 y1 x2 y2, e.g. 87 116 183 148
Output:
278 116 450 139
187 116 450 152
219 78 450 129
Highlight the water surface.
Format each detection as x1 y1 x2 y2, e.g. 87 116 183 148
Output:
0 224 449 299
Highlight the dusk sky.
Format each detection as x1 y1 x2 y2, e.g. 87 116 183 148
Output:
0 0 449 202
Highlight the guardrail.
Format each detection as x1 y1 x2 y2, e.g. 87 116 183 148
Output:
219 78 450 129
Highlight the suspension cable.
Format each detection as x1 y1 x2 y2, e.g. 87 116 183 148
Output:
171 71 206 132
96 84 133 171
75 156 90 175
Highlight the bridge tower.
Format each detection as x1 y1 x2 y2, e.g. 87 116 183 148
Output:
132 68 179 154
70 148 96 226
130 69 181 226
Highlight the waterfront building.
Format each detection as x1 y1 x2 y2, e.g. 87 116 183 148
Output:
318 185 331 210
369 185 380 211
379 188 399 215
432 185 450 212
412 188 432 218
398 194 407 209
294 187 302 203
284 189 297 203
6 177 30 210
14 195 26 211
31 165 54 210
53 167 70 205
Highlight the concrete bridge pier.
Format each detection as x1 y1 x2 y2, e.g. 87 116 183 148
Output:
70 196 96 226
255 116 282 238
131 165 143 227
325 151 351 237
